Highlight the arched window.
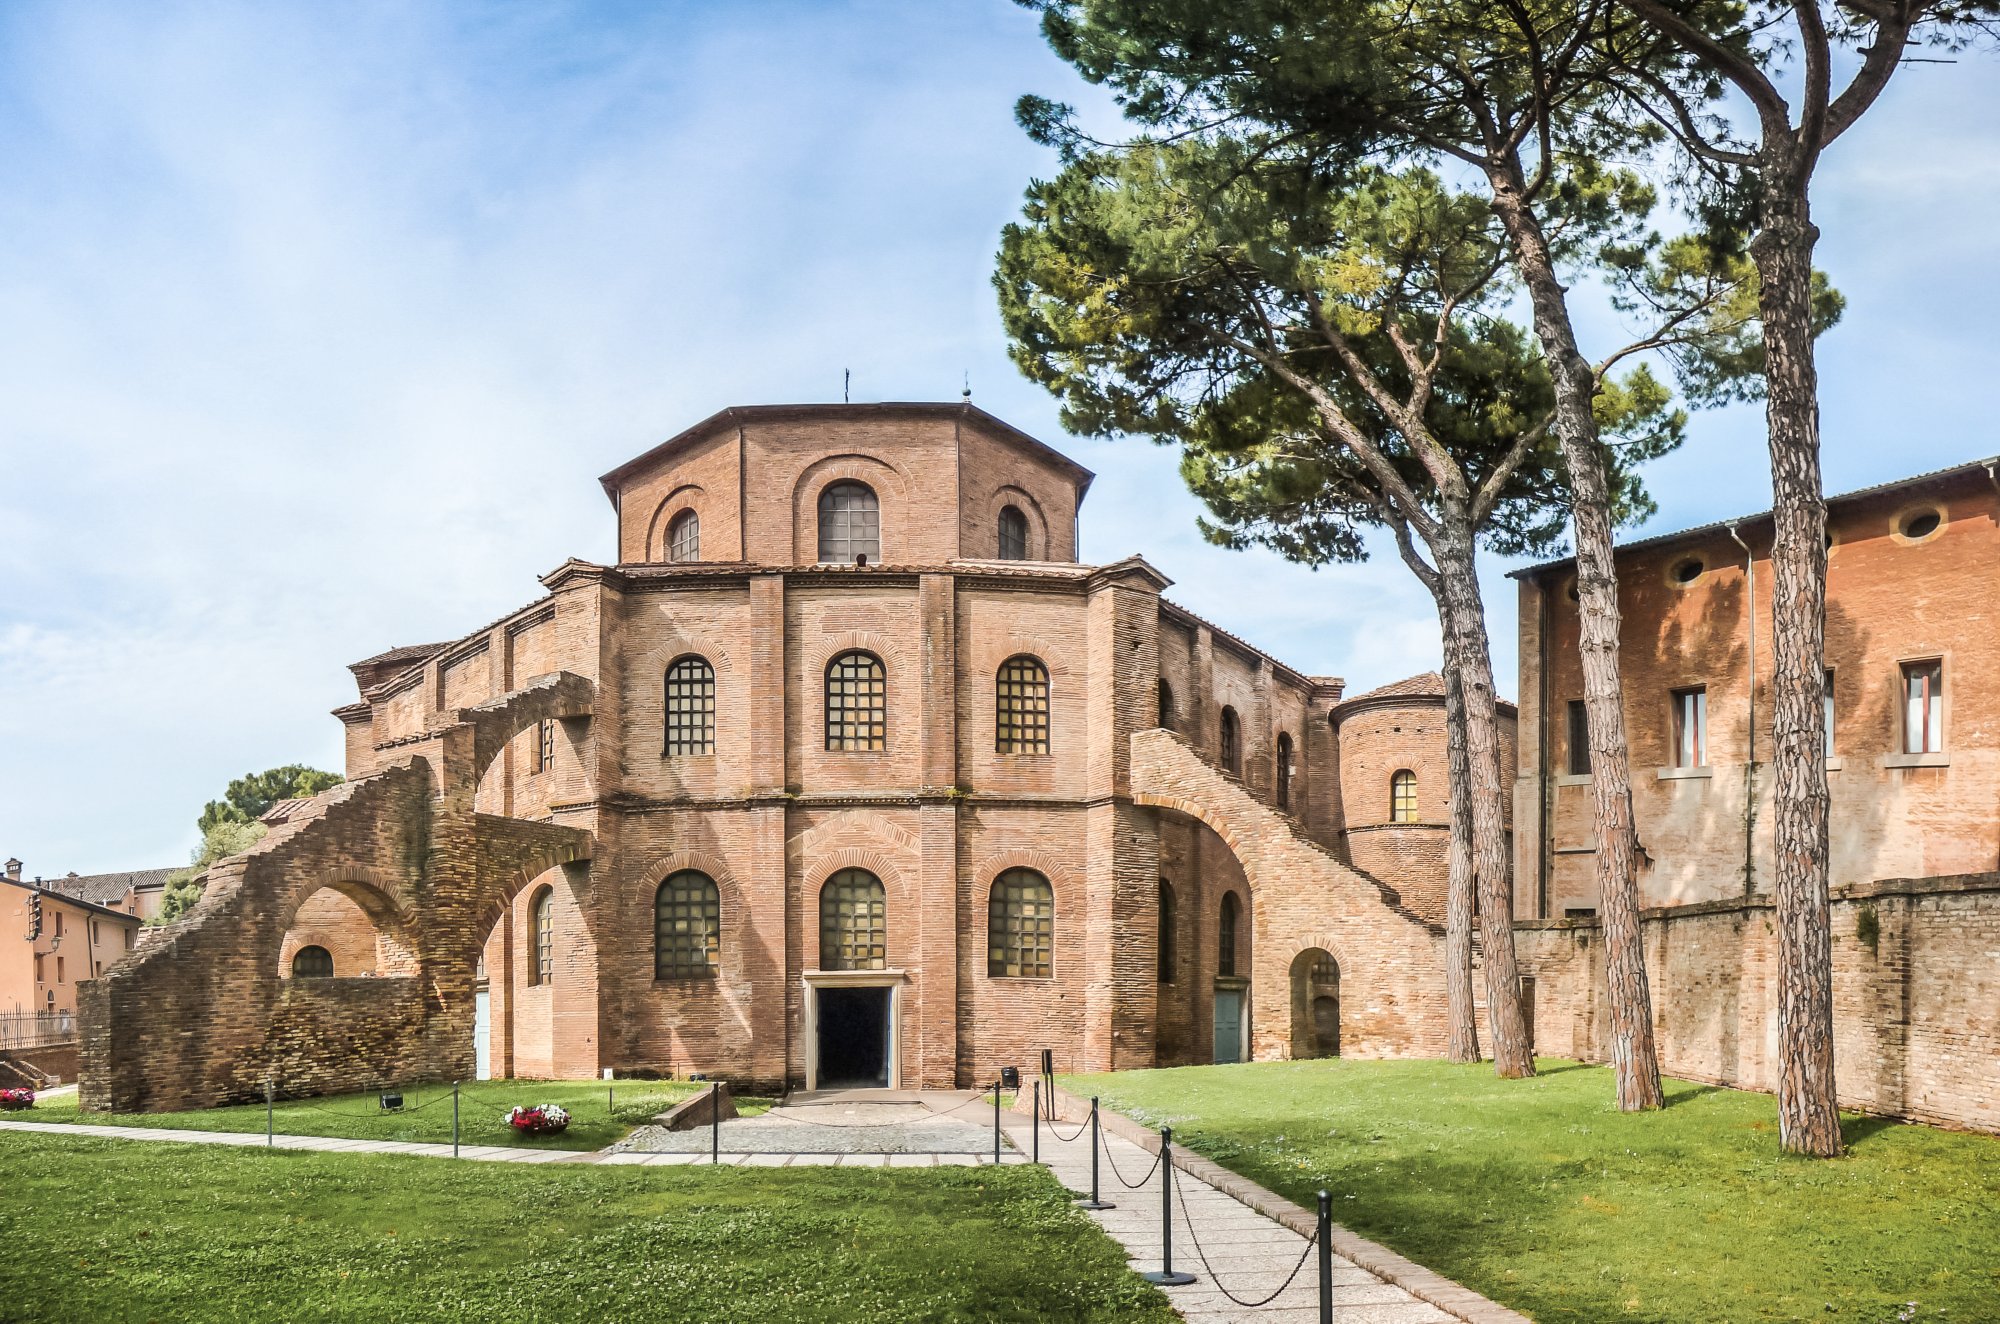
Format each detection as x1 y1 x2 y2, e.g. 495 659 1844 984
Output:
825 651 887 751
996 655 1050 753
666 509 700 563
988 869 1054 978
291 945 333 978
1157 679 1174 730
998 505 1030 560
1219 892 1240 977
1390 769 1418 822
528 887 555 986
1219 706 1242 775
817 481 880 564
655 870 720 979
1275 732 1294 809
1157 880 1176 983
819 869 887 970
664 656 716 755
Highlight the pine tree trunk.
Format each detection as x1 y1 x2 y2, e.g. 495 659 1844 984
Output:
1441 650 1482 1063
1489 170 1662 1109
1433 532 1533 1078
1753 177 1842 1157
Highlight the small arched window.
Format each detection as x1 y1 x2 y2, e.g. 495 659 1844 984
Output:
666 509 700 563
529 886 554 986
996 655 1051 753
1157 679 1174 730
1219 892 1240 977
818 481 880 564
1391 769 1418 822
998 505 1030 560
819 869 887 971
664 656 716 755
1157 879 1176 983
1275 732 1294 809
292 945 333 978
655 870 720 979
825 651 887 751
1220 706 1242 775
988 869 1054 978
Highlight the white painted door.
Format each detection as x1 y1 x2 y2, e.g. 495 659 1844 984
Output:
473 988 491 1080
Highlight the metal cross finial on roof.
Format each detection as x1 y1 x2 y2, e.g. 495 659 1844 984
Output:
962 371 971 402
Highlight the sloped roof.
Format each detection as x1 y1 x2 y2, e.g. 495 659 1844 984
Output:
1344 671 1446 703
350 642 452 672
40 867 175 906
595 402 1097 504
1509 454 2000 579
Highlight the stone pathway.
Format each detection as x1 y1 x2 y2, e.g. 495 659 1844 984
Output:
610 1089 1012 1158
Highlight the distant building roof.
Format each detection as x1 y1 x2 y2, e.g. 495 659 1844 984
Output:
1509 454 2000 579
40 867 176 907
1333 670 1517 718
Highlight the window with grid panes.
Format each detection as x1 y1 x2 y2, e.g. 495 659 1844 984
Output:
817 481 880 564
667 509 700 563
988 869 1054 978
1220 706 1242 774
819 869 887 970
824 651 886 750
664 656 716 755
995 655 1050 753
654 871 719 978
1390 769 1418 822
1275 732 1294 808
537 718 556 772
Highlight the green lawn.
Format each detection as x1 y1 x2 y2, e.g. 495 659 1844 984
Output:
0 1133 1174 1323
1068 1058 2000 1323
29 1079 761 1152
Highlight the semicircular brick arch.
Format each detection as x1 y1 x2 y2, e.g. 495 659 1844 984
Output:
462 670 595 788
969 847 1080 905
790 452 913 564
644 483 706 561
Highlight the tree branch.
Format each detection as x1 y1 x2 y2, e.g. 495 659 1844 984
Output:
1618 0 1795 138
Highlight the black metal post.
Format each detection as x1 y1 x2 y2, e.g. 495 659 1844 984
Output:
1031 1079 1040 1165
608 1078 614 1114
453 1082 461 1159
710 1081 720 1164
265 1078 273 1148
1141 1126 1196 1286
1075 1096 1113 1210
1318 1189 1333 1324
992 1080 1001 1165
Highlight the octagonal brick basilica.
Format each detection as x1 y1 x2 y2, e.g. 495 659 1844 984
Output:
81 403 1487 1111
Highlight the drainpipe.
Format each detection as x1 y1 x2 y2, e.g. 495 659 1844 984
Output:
1536 574 1551 920
1727 523 1756 896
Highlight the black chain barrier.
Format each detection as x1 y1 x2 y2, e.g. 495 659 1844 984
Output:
285 1091 455 1118
1168 1157 1320 1309
1042 1108 1091 1143
1097 1120 1164 1189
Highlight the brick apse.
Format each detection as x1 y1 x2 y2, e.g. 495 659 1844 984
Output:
81 403 1471 1111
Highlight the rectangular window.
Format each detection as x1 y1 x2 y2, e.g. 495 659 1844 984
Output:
537 718 556 772
125 929 135 951
53 912 62 939
1566 700 1591 776
33 953 43 984
1902 659 1943 754
1823 668 1835 756
56 956 65 983
1672 686 1707 768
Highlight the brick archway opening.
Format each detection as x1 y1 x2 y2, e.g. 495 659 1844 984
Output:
278 880 418 980
1289 948 1341 1060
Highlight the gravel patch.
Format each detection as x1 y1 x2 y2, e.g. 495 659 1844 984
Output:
611 1100 1009 1155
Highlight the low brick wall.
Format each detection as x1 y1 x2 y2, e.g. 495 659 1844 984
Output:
1518 873 2000 1132
0 1043 78 1086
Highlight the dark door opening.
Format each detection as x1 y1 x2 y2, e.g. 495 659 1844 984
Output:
816 986 890 1087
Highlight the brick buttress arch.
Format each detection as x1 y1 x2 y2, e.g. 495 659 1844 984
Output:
1128 728 1451 1062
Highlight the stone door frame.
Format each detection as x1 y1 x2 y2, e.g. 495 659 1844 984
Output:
801 968 907 1091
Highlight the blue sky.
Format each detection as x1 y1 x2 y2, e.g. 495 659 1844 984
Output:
2 1 1995 874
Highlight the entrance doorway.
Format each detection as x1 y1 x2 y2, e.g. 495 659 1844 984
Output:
816 985 891 1087
1214 988 1245 1063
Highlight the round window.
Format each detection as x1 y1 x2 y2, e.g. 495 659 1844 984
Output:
1670 557 1704 586
1897 508 1943 541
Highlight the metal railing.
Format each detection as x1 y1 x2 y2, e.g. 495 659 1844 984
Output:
0 1010 75 1049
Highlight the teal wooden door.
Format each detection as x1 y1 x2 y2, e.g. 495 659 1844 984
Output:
1213 990 1243 1063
